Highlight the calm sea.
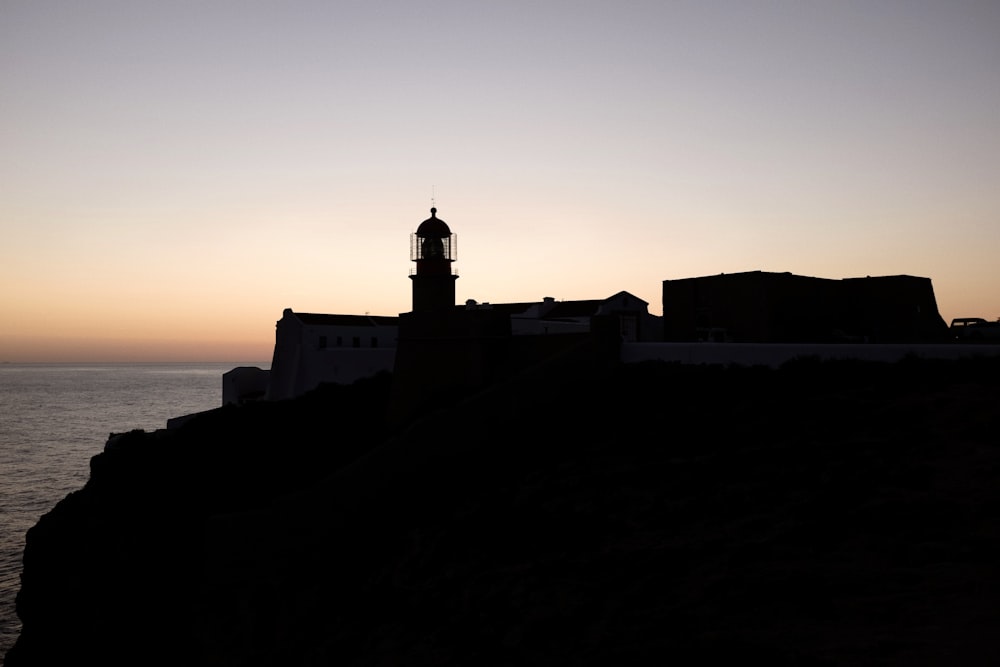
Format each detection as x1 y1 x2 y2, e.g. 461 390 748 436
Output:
0 362 268 662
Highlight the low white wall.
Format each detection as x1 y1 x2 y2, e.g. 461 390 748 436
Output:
621 342 1000 368
223 366 271 405
293 347 397 397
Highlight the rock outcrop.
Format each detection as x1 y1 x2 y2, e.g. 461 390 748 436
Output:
7 357 1000 666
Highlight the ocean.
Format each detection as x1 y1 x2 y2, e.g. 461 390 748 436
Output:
0 362 268 662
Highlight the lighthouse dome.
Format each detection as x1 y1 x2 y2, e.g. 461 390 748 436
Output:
416 208 451 237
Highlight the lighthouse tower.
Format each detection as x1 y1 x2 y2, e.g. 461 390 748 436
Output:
409 207 458 312
392 205 508 423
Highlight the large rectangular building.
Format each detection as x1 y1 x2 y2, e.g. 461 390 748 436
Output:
662 271 949 343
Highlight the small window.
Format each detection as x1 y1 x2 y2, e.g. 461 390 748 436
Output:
336 336 343 347
371 336 378 348
318 335 327 349
352 336 361 348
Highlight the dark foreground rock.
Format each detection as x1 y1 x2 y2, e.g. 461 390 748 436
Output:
6 355 1000 666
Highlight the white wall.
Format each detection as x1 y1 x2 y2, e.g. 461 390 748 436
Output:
621 342 1000 367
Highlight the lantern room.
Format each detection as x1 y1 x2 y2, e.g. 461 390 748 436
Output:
409 207 459 312
410 207 457 275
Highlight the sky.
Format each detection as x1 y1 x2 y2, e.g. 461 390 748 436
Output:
2 0 998 362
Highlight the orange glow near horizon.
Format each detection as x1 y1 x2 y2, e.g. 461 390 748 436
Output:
0 334 273 364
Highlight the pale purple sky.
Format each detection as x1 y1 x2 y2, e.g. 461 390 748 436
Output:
2 1 998 360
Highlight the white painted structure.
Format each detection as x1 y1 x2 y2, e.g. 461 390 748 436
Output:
227 293 660 404
264 309 399 401
621 341 1000 367
222 366 270 406
478 291 662 341
220 310 1000 407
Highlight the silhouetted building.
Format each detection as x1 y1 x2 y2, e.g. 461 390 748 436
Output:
377 209 640 421
203 211 995 417
409 207 458 312
221 366 271 406
245 208 657 407
662 271 949 343
265 311 398 401
478 291 660 342
391 208 513 422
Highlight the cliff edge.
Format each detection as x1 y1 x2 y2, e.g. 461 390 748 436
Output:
6 356 1000 666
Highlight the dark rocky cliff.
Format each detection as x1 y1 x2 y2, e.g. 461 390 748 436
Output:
6 356 1000 666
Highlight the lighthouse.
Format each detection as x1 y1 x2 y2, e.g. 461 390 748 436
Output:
409 207 458 312
391 205 509 423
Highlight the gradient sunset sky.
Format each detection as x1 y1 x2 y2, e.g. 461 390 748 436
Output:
2 1 998 362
